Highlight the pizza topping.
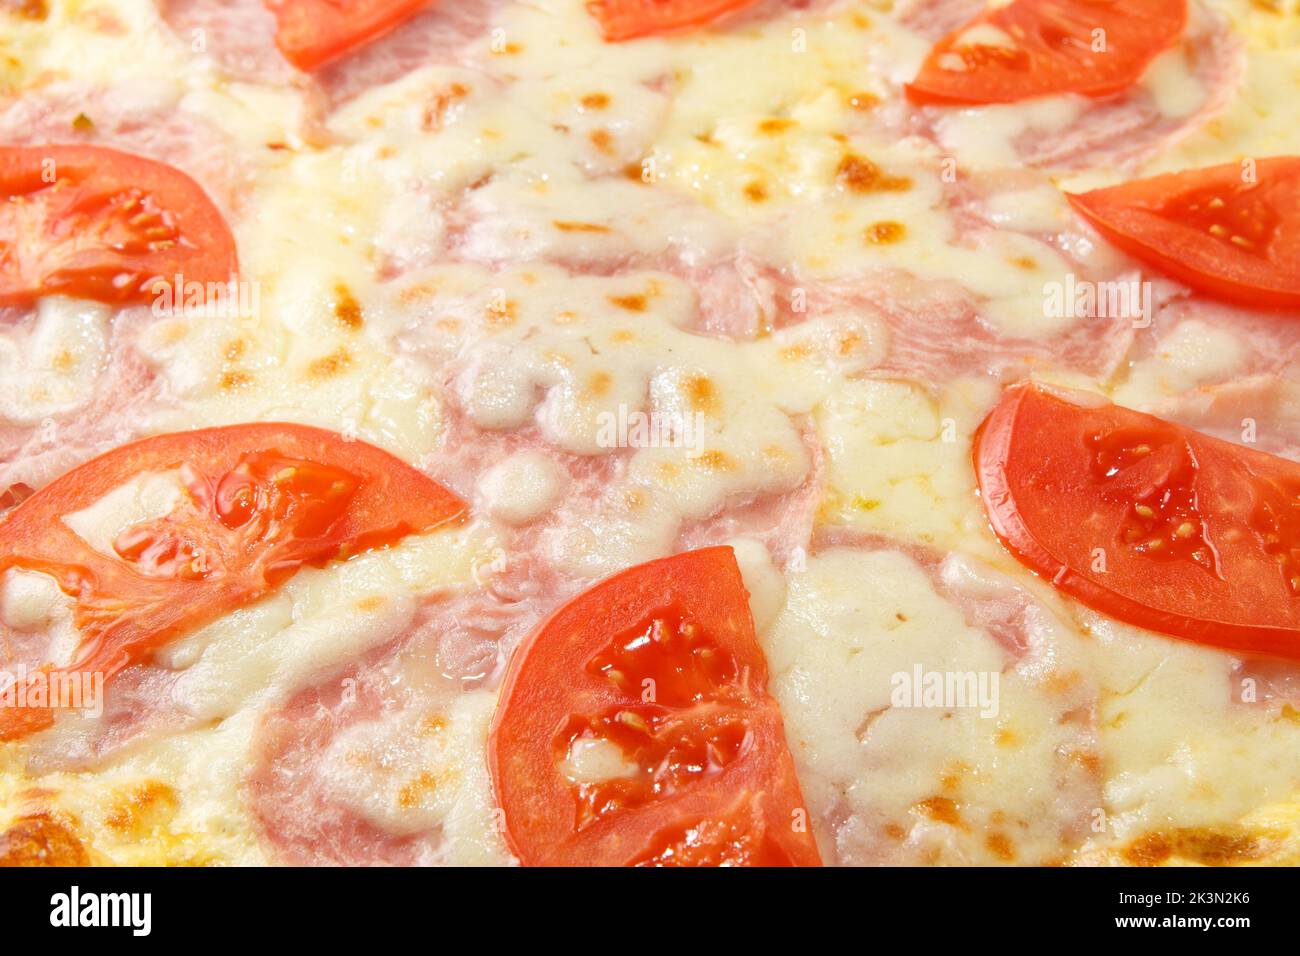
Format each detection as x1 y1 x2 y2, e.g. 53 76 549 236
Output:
761 544 1102 865
1066 157 1300 309
488 546 821 866
562 611 750 827
0 815 89 867
906 0 1187 105
1251 476 1300 598
1087 428 1219 573
975 382 1300 660
265 0 436 71
587 0 759 42
629 795 796 866
0 424 465 740
0 145 237 308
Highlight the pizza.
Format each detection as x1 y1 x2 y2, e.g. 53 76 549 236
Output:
0 0 1298 868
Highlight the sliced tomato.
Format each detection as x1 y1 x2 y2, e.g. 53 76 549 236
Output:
587 0 758 42
1066 158 1300 310
975 382 1300 660
0 424 464 740
0 145 237 309
265 0 435 71
488 547 821 866
905 0 1186 105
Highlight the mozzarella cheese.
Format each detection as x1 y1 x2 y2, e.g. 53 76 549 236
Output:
3 0 1300 867
0 298 110 427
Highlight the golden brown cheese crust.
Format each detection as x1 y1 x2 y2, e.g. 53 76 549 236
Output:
0 814 89 867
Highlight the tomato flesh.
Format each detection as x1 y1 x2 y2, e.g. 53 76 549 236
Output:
266 0 435 71
587 0 759 42
975 383 1300 659
0 145 237 308
489 547 821 866
906 0 1187 105
0 424 464 740
563 610 751 829
632 795 802 866
1067 157 1300 310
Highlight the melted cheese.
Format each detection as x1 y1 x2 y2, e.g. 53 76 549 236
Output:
4 0 1300 868
478 449 568 525
763 547 1096 865
0 298 109 427
816 377 998 554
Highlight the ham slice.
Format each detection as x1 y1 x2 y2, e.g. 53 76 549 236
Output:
0 306 165 510
315 0 506 105
161 0 507 108
246 633 434 866
245 581 551 865
160 0 299 88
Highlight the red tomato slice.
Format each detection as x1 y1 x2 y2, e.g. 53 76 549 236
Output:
1066 157 1300 310
488 546 821 866
0 424 464 740
0 145 237 309
265 0 435 71
905 0 1186 105
587 0 758 42
975 382 1300 660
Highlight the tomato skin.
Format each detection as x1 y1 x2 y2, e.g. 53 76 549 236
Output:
0 146 237 309
489 547 821 867
975 383 1300 660
587 0 758 41
1067 157 1300 310
0 423 464 740
266 0 435 71
905 0 1187 106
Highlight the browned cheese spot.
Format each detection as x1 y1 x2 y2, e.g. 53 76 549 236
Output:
608 293 648 312
398 771 448 809
865 221 906 245
422 82 470 132
837 154 911 193
307 346 354 380
105 781 178 835
1123 826 1278 866
985 831 1016 861
622 162 650 183
683 373 720 413
584 370 613 398
219 370 254 391
553 220 612 233
333 283 364 330
694 450 735 471
915 795 963 827
486 299 519 326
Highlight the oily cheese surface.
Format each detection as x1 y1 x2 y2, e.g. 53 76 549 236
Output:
0 0 1299 866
